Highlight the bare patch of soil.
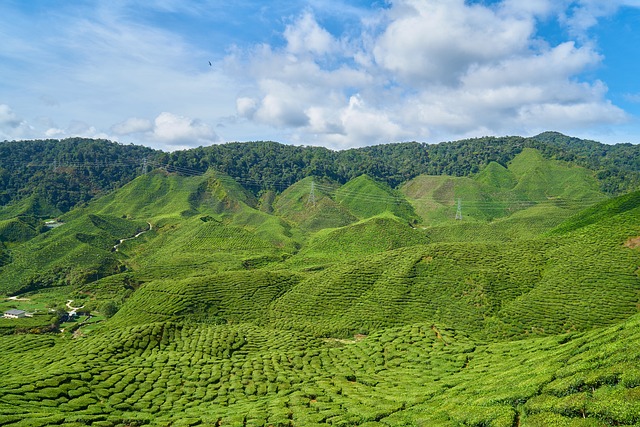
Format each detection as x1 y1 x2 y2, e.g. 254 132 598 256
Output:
624 236 640 249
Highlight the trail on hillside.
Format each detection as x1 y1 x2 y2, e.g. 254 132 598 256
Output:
112 222 152 252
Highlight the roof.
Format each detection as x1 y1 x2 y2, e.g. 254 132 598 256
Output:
4 309 26 315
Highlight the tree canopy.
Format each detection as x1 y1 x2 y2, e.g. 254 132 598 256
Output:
1 133 639 216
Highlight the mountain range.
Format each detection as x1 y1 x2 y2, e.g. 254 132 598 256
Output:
0 133 639 426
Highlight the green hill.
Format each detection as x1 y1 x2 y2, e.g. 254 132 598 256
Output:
84 170 208 223
475 160 517 190
0 137 640 426
335 174 420 222
0 213 148 295
0 192 62 221
402 148 607 227
275 177 356 232
80 170 297 276
287 215 429 269
509 148 604 202
0 216 42 243
549 189 640 235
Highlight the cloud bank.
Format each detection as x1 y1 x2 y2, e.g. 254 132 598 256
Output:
0 0 637 149
112 113 219 151
230 0 629 148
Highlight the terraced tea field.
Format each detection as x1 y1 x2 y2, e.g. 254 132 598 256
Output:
0 150 639 426
1 312 640 426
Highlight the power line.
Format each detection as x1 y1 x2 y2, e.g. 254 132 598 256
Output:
455 198 462 220
0 158 614 209
307 180 316 207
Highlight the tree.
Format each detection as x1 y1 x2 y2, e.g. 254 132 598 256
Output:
100 301 119 318
53 307 68 324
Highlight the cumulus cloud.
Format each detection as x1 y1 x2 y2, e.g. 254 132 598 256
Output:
2 1 635 149
284 12 337 56
151 112 219 147
0 104 35 140
45 127 65 137
0 104 23 128
373 0 533 85
227 0 631 148
236 97 258 119
108 113 219 149
111 117 153 135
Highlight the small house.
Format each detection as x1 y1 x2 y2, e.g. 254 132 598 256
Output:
4 309 26 319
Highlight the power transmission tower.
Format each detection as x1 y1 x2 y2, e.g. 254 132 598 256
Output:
307 179 316 207
52 159 57 171
455 198 462 220
142 157 148 175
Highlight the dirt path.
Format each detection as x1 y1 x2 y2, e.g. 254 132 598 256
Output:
112 222 152 252
6 296 30 301
66 300 85 317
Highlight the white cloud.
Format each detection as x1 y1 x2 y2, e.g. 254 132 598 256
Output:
500 0 557 18
45 128 65 137
284 11 337 56
0 104 35 140
372 0 533 85
332 95 411 148
0 2 236 149
624 93 640 103
0 104 23 128
112 117 153 135
553 0 640 38
1 1 637 149
236 97 258 119
226 0 630 148
150 112 219 147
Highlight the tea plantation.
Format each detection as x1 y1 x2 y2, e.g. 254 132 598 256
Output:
0 148 639 426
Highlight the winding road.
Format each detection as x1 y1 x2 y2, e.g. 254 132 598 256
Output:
112 222 152 252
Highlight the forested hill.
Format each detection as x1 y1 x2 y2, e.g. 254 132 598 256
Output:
160 132 639 195
0 138 157 214
1 132 639 215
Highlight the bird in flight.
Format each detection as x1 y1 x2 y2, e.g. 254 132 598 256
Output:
209 61 212 66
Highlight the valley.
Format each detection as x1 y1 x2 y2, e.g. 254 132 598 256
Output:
0 136 639 426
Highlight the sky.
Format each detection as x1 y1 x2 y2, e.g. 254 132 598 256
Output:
1 0 640 151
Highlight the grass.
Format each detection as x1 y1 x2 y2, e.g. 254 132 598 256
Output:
335 174 420 223
0 151 638 425
401 148 608 226
0 314 639 425
285 214 430 268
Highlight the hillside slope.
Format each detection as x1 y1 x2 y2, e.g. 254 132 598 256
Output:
0 144 638 426
0 213 147 295
402 147 607 227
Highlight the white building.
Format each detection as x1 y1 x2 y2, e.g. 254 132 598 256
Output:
4 309 26 319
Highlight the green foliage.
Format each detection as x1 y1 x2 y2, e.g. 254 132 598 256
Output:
2 134 639 223
335 175 420 222
0 212 147 295
0 138 156 212
0 136 639 425
401 148 607 226
100 301 119 318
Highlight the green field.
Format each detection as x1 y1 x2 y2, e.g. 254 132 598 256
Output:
0 147 638 426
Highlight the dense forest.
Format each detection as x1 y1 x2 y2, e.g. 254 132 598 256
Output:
1 133 640 425
0 138 156 213
1 132 639 215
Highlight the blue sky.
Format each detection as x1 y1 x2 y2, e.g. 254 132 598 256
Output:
1 0 639 151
